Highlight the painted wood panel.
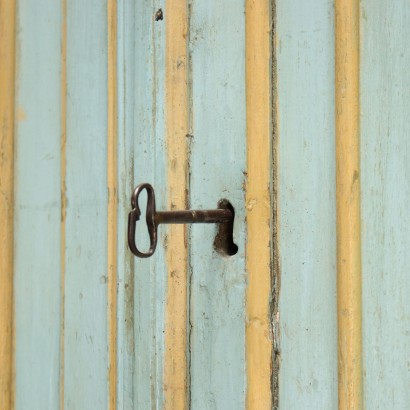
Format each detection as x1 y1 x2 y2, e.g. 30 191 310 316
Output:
188 1 247 408
360 2 410 408
63 1 109 407
117 0 167 407
245 1 274 408
13 1 62 408
276 1 338 408
0 0 15 406
335 1 363 407
116 0 136 406
163 1 189 407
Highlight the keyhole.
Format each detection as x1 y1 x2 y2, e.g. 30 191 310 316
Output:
213 199 238 256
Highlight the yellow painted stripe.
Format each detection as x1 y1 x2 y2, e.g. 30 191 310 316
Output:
0 0 16 408
164 1 189 408
107 0 118 407
335 1 363 409
245 1 273 409
59 0 67 408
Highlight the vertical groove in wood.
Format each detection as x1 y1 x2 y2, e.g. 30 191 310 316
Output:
164 0 189 408
245 1 273 408
335 1 363 408
59 0 67 407
108 0 118 407
0 1 15 408
270 2 280 408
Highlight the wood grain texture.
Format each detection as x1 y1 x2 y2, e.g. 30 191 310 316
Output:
164 0 189 408
107 0 118 407
360 2 410 408
276 1 338 408
117 0 168 407
115 0 134 406
188 1 247 408
245 1 273 408
59 0 67 407
64 1 109 407
13 1 62 408
335 1 363 408
0 0 15 408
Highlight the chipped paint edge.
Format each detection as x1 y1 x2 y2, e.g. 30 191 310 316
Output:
335 0 363 408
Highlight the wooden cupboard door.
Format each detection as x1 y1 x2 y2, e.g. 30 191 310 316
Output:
1 1 409 409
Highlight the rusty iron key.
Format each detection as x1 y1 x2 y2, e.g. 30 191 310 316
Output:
128 183 238 258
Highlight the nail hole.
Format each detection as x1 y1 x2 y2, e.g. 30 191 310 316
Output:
155 9 163 21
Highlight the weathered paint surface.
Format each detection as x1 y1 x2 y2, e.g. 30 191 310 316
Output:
164 0 189 408
13 1 62 408
59 0 67 406
361 2 410 408
9 1 410 409
276 1 338 408
335 0 363 408
188 1 247 408
0 0 15 407
64 0 109 407
107 0 118 406
117 0 167 407
245 0 274 408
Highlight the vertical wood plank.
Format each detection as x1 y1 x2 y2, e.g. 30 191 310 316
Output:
164 0 189 408
59 0 67 407
189 1 247 408
335 1 363 408
360 2 410 408
64 1 109 407
116 0 136 407
0 0 16 407
245 0 273 408
117 1 168 407
13 1 62 408
116 0 132 406
134 1 167 407
276 1 338 408
107 0 118 407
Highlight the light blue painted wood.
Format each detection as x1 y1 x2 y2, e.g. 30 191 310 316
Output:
14 1 62 408
188 1 247 408
276 1 337 408
64 1 109 407
117 0 167 407
361 2 410 408
116 0 135 406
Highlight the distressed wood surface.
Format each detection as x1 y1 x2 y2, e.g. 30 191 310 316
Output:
117 0 168 407
116 0 136 406
107 0 119 410
63 0 109 407
163 0 189 407
10 2 410 409
245 0 274 408
59 0 67 406
0 0 15 407
276 1 338 408
107 0 118 407
361 2 410 408
13 1 62 408
335 1 363 408
188 2 247 408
